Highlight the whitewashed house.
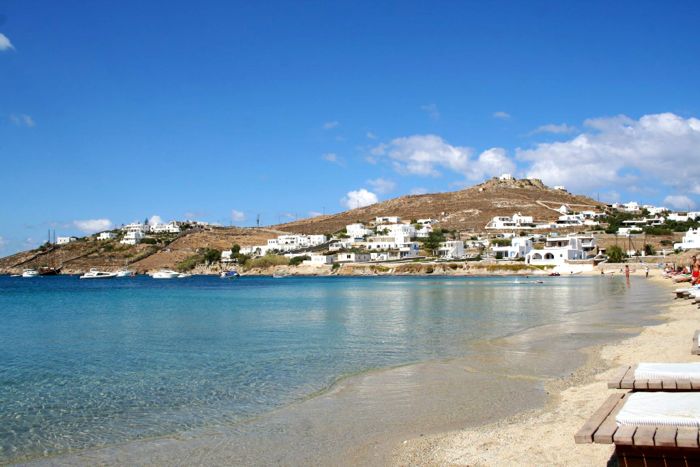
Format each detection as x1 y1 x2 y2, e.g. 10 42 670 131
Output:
97 232 115 240
122 222 149 234
437 240 465 259
525 235 596 266
335 252 371 263
221 250 234 263
557 205 570 215
56 236 77 245
623 201 641 213
375 216 401 225
485 213 535 229
345 223 373 239
302 254 335 265
499 173 514 181
555 214 584 227
383 223 416 239
491 237 533 259
674 228 700 250
553 185 567 191
150 221 181 234
646 206 668 216
120 231 144 245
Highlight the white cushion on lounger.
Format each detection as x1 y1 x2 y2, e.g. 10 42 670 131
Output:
634 363 700 380
616 392 700 427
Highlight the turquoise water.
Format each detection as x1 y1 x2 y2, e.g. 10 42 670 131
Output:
0 275 659 463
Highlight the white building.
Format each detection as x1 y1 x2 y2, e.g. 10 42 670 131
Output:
437 240 465 259
97 232 115 240
150 221 181 234
525 235 597 266
557 205 570 215
499 173 514 181
221 250 235 263
485 213 535 229
622 201 641 213
120 230 144 245
415 223 433 238
335 252 371 263
375 216 401 225
122 223 149 234
555 214 584 227
646 206 668 216
345 223 373 239
56 236 77 245
553 185 567 191
491 237 533 259
382 223 416 239
674 228 700 250
303 254 335 265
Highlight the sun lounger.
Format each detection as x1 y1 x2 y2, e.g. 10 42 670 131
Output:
608 364 700 390
576 392 700 465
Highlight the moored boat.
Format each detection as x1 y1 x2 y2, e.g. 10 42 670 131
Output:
21 269 38 278
151 269 181 279
80 268 117 279
115 268 134 277
38 266 61 276
220 270 240 279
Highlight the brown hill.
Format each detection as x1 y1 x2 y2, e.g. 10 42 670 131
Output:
0 178 605 274
273 177 604 234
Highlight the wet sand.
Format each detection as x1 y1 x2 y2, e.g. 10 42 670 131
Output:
20 274 669 466
393 271 693 466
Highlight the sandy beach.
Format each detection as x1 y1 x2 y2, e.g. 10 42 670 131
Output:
392 270 695 466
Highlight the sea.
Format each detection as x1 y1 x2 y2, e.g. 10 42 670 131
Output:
0 274 666 465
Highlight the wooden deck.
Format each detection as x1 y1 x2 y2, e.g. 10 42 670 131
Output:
608 365 699 390
576 393 700 466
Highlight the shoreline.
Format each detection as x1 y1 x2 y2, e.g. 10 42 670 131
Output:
392 270 692 465
15 273 667 466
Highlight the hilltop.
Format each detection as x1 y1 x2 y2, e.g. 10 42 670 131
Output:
273 177 604 234
0 178 605 274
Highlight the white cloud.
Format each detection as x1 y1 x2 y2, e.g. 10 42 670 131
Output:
341 188 378 209
323 121 339 130
520 113 700 197
367 177 396 194
421 103 440 120
530 123 576 135
410 187 429 195
231 210 246 222
9 114 35 127
366 131 377 140
322 152 345 166
371 134 514 181
493 111 511 120
0 33 14 51
148 215 163 226
664 195 696 210
74 219 113 233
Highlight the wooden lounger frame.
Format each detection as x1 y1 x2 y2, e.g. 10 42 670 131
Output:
694 331 700 356
608 365 699 390
575 393 700 466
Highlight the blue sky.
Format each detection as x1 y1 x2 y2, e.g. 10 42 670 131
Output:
1 0 700 254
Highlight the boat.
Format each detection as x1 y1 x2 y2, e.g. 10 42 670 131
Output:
151 269 182 279
38 266 61 276
115 268 134 277
177 273 192 279
21 269 38 278
80 268 117 279
548 272 561 277
220 270 240 279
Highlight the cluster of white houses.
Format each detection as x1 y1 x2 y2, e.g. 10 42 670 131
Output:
485 208 604 230
117 221 182 245
232 217 465 265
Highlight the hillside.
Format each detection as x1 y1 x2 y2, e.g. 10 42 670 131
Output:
0 178 606 274
273 177 604 235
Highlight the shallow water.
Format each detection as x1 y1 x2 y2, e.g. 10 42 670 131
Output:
0 275 665 464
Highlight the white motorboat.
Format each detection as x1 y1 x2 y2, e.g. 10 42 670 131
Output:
80 268 117 279
151 269 182 279
177 273 192 278
115 268 134 277
22 269 38 278
220 270 240 279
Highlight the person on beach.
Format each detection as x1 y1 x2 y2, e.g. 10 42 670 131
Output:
645 266 649 278
692 262 700 286
625 265 630 279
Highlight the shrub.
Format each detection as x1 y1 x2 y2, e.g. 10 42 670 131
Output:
141 237 157 245
289 255 310 266
607 245 626 263
245 255 289 269
643 244 656 256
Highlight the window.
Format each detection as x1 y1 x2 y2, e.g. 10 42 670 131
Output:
544 253 554 260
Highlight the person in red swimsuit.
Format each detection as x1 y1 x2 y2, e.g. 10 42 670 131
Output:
692 262 700 285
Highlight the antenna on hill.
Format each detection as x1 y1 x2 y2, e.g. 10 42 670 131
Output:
256 214 260 227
